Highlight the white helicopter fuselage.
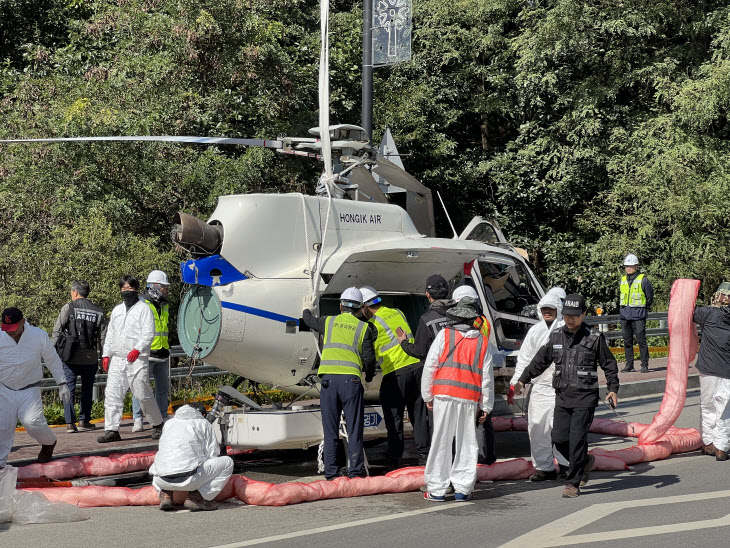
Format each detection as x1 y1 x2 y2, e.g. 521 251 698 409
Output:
177 192 542 402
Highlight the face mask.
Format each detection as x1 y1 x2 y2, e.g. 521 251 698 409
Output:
147 284 166 303
121 290 139 307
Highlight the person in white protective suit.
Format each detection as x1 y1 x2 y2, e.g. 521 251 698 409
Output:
547 286 566 304
0 307 71 466
97 275 164 443
150 403 233 511
507 292 569 481
421 297 494 501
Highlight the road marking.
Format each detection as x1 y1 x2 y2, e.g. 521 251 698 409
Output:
208 503 471 548
500 490 730 547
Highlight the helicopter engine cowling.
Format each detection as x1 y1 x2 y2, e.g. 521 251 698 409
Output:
173 211 223 255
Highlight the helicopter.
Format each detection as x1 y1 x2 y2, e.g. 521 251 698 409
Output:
0 2 545 450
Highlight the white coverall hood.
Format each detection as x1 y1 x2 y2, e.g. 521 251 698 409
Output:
537 292 563 316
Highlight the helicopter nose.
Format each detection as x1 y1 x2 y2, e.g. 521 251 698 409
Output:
173 211 223 254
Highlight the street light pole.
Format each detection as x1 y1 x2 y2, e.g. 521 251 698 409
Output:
362 0 373 140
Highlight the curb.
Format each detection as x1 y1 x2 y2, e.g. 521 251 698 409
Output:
493 374 699 416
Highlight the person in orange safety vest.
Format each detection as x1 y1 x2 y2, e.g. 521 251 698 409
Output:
421 296 494 502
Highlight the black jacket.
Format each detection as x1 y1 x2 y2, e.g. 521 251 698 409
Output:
400 299 455 361
519 323 619 408
694 306 730 379
301 309 377 382
51 298 106 366
619 272 654 321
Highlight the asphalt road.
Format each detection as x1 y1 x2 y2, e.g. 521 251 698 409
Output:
3 389 728 548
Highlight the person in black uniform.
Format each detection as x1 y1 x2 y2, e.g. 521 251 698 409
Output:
301 287 377 479
514 294 619 498
394 274 453 465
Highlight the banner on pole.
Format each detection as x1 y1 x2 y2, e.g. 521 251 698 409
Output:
372 0 412 67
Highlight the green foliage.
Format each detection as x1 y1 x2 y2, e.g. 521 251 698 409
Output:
1 0 729 325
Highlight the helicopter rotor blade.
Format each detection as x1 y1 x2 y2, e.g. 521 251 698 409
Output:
0 135 284 148
349 166 388 204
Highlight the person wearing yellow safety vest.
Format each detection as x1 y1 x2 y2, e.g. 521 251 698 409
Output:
360 286 425 470
618 254 654 373
131 270 171 431
301 287 376 480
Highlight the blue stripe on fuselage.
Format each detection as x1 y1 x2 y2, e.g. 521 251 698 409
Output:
220 301 299 325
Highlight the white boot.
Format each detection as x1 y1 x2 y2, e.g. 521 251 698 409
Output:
132 418 144 432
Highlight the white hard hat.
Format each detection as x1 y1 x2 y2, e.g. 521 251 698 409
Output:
360 286 381 306
547 287 566 301
340 287 363 306
147 270 169 285
453 285 478 303
623 254 639 266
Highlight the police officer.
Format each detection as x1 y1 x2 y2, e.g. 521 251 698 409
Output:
515 294 619 498
301 287 376 480
619 254 654 373
360 286 424 469
131 270 171 431
51 280 106 432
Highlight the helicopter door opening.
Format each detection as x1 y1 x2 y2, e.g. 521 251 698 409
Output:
470 254 542 351
319 292 429 332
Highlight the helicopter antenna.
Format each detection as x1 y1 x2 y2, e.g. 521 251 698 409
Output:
437 191 458 239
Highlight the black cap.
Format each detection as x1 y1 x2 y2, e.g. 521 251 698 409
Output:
562 294 587 316
1 307 23 332
426 274 447 290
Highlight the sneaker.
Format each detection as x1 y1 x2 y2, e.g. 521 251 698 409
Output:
580 454 596 487
423 492 446 502
620 366 635 373
78 421 96 430
530 469 558 482
418 453 428 467
151 425 164 440
562 483 580 498
159 490 175 511
132 419 144 433
702 443 717 456
454 492 473 501
66 424 78 433
37 441 57 463
183 490 218 511
558 465 569 479
716 449 729 462
640 367 650 373
97 430 122 443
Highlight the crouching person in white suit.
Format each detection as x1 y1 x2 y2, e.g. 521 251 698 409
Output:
150 403 234 511
508 289 569 481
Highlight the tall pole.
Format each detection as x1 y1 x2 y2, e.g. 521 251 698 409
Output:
362 0 373 140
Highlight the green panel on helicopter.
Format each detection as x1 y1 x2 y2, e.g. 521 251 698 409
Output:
178 285 222 359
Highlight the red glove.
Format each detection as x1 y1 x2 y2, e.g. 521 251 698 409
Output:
127 349 140 363
102 357 110 372
507 386 516 405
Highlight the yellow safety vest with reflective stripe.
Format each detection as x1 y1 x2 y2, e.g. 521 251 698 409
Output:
146 300 170 350
318 313 367 377
369 306 419 376
620 274 646 307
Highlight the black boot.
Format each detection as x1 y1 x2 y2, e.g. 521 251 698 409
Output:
620 366 635 373
529 469 558 482
97 430 122 443
151 424 164 440
38 441 57 463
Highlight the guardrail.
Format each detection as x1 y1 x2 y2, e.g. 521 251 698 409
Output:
40 345 224 393
584 311 670 341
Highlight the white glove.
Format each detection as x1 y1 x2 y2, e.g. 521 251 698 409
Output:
302 294 317 311
59 384 71 404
